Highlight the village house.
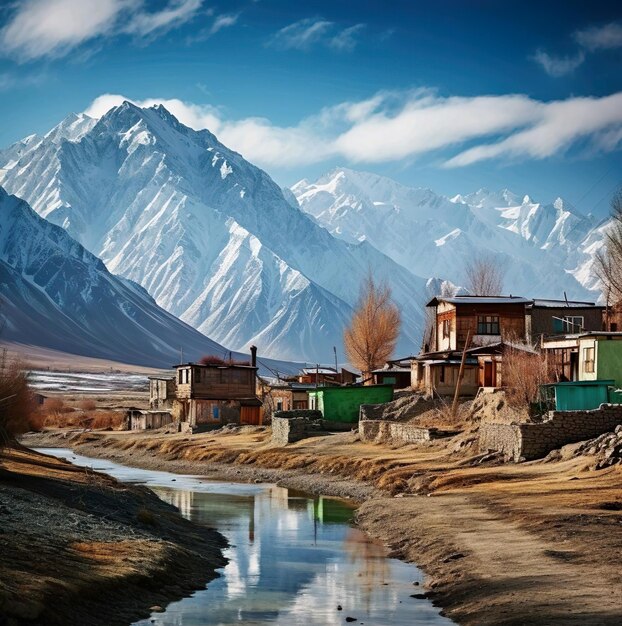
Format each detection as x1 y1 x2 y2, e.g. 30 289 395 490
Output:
257 377 315 420
372 357 412 388
173 346 262 432
412 295 531 396
412 295 606 397
541 332 622 386
294 367 357 386
127 408 174 431
529 299 604 338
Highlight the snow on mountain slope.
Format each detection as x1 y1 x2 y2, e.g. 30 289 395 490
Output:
0 186 248 368
293 168 601 300
0 104 428 361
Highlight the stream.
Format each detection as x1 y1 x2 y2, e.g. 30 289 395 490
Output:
37 448 453 626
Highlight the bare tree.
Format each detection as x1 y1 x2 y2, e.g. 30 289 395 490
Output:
464 254 505 295
344 275 401 382
595 190 622 303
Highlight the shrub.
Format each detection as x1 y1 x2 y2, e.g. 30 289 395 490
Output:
200 355 250 366
77 399 97 411
45 396 68 414
503 345 554 409
200 355 226 365
0 357 34 447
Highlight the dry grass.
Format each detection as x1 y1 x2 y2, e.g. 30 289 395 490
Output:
77 399 97 411
33 408 126 431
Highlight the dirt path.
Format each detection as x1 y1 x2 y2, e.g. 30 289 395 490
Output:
22 428 622 626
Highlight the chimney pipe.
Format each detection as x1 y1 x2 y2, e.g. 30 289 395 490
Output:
250 345 257 368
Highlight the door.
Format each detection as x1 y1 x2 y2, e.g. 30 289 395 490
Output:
483 361 494 387
240 406 261 425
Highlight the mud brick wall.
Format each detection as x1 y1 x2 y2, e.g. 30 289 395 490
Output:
359 420 434 444
479 404 622 461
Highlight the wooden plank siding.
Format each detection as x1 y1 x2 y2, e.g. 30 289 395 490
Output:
176 365 256 400
455 303 526 349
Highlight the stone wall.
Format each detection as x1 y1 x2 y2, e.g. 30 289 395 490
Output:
271 412 323 445
359 420 437 444
479 404 622 461
273 409 322 420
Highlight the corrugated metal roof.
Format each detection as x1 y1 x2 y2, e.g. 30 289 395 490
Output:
531 299 602 308
426 295 531 307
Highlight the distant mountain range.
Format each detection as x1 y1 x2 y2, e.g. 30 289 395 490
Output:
292 167 605 302
0 103 609 365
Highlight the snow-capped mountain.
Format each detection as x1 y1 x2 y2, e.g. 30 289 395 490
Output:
0 186 248 368
0 104 428 361
293 167 604 300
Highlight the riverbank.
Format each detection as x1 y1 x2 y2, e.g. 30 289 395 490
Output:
0 444 226 626
22 427 622 626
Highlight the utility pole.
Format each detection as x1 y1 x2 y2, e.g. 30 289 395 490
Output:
451 330 471 418
333 346 338 378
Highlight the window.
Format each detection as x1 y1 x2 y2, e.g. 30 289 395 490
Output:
442 319 451 338
553 316 584 333
583 347 595 373
611 323 618 332
477 315 500 335
439 365 445 383
195 368 201 383
178 369 183 384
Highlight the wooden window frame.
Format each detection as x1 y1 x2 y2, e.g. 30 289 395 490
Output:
477 315 500 335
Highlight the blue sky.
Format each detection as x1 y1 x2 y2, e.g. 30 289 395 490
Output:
1 0 622 215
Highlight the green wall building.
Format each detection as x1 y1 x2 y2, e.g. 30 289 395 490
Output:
308 385 394 423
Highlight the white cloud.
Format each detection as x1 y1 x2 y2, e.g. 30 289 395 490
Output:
575 22 622 51
267 18 333 51
329 24 365 52
532 49 585 77
267 18 365 52
445 93 622 167
533 21 622 77
209 13 240 36
83 89 622 170
0 0 203 61
123 0 202 37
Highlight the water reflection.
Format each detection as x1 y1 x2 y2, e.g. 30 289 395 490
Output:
35 448 452 626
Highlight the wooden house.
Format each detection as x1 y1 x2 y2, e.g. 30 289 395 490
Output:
529 299 604 338
413 295 532 397
466 341 539 389
427 295 531 351
173 346 262 431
